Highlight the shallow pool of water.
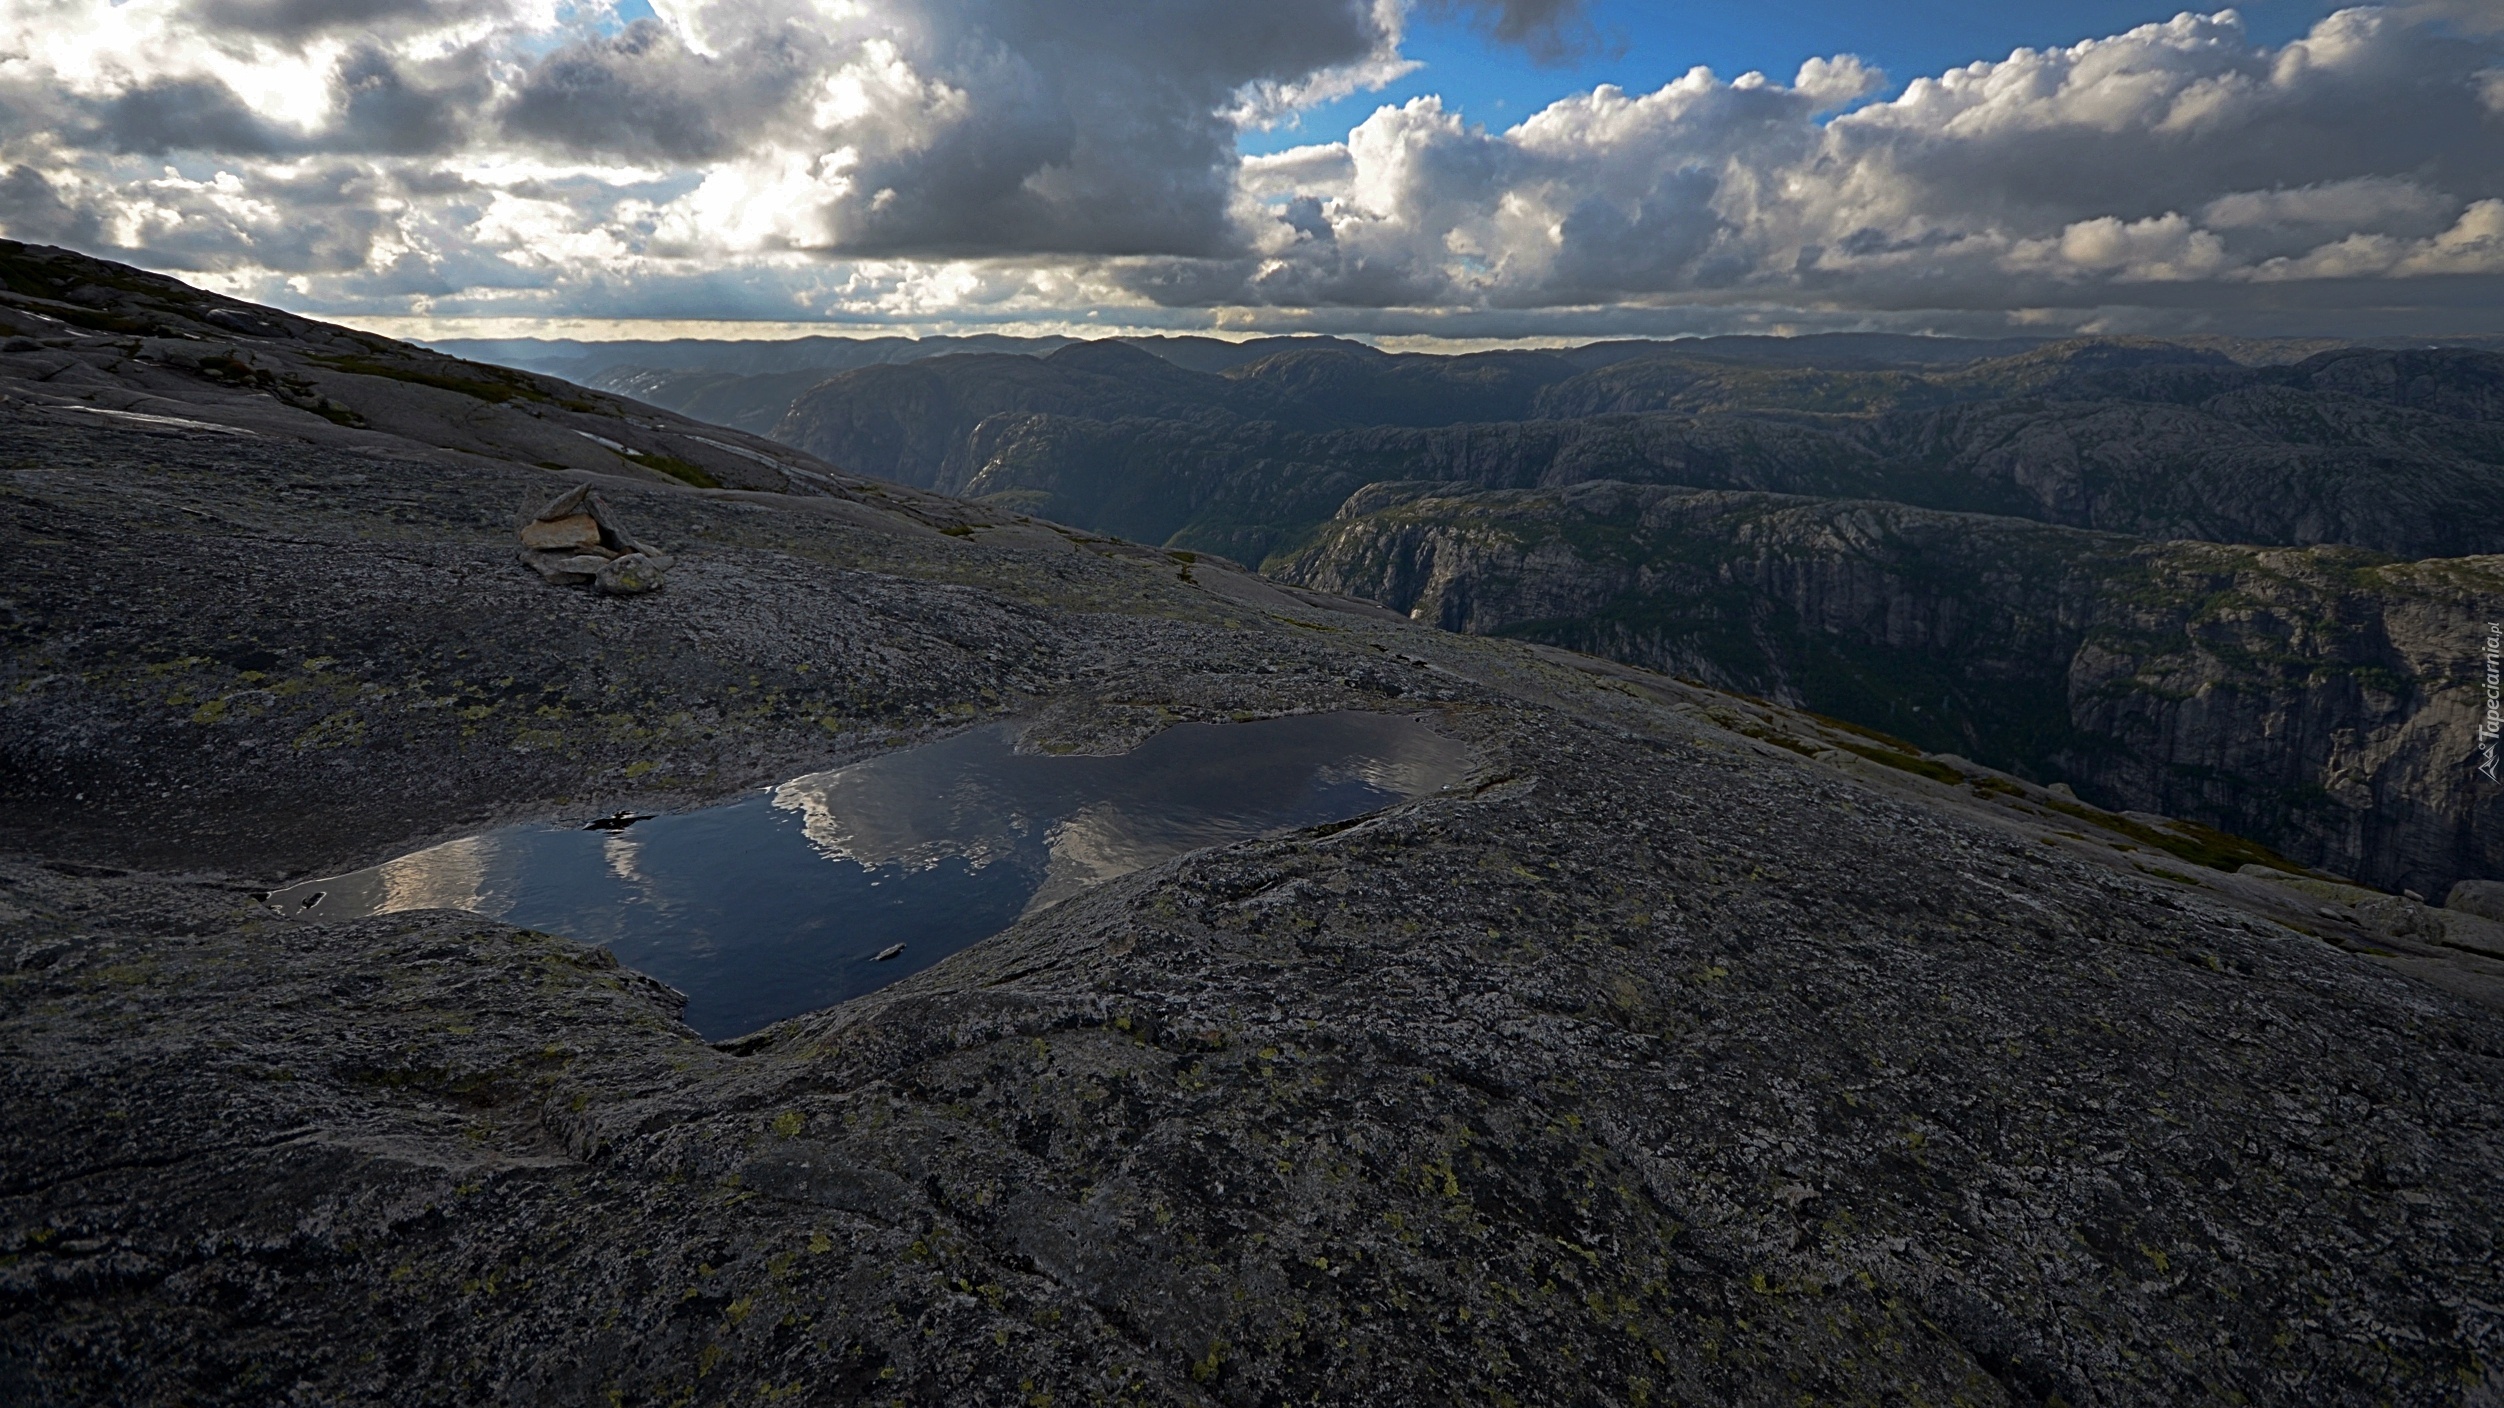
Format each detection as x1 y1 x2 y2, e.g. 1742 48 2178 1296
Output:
270 712 1473 1039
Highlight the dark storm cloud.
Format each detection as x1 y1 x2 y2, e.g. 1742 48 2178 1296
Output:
187 0 508 40
93 76 287 155
500 18 825 165
0 165 103 247
33 34 491 159
818 0 1356 258
492 0 1394 258
330 45 493 155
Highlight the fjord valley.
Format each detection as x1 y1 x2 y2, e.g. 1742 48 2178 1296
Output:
550 330 2504 897
3 241 2502 1406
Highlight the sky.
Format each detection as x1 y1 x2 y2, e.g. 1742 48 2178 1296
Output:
1236 1 2355 154
0 0 2498 344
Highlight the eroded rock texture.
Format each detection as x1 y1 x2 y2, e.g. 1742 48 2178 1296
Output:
9 695 2504 1404
2 247 2500 1406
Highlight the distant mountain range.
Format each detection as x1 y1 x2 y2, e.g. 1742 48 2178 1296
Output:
763 337 2504 565
458 328 2504 893
439 329 2064 389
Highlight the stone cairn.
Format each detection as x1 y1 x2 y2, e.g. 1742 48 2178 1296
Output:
516 484 672 595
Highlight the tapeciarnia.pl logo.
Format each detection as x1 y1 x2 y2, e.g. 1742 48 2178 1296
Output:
2481 621 2501 783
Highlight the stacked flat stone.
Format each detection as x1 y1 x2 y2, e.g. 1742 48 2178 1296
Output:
516 484 672 595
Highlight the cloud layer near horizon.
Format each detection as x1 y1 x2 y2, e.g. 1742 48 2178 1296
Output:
0 0 2497 337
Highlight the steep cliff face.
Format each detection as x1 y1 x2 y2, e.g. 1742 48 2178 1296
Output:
1278 482 2504 893
2070 551 2502 893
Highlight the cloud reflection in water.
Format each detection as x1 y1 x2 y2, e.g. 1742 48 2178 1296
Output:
270 712 1474 1039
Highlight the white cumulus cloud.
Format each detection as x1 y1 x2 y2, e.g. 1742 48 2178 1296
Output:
0 0 2493 336
1195 8 2504 323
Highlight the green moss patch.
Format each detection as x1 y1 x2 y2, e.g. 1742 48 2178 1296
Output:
313 354 551 405
2041 796 2301 873
1828 738 1967 786
638 453 721 489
